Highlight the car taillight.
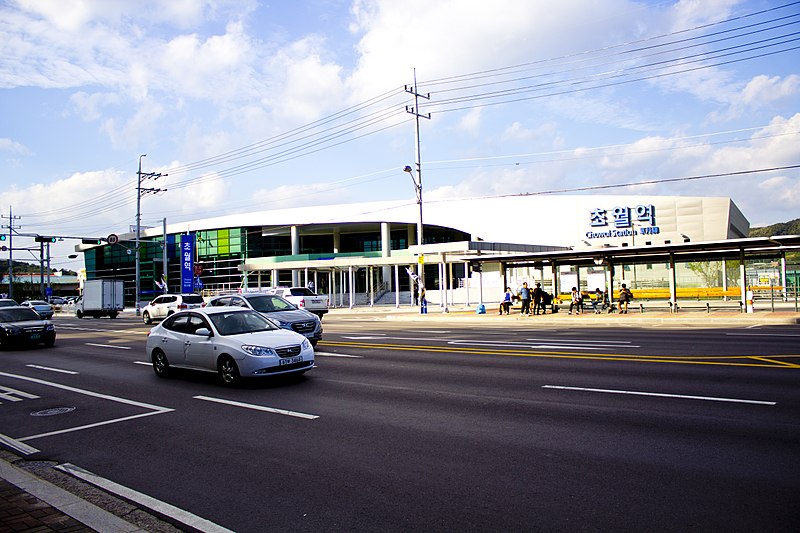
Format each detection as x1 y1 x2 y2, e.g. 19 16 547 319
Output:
179 304 187 309
299 298 305 307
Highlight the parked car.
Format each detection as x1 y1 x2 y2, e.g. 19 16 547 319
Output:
49 296 67 305
206 292 322 346
267 287 329 318
0 299 19 308
146 307 314 385
141 293 205 324
20 300 54 320
0 306 56 349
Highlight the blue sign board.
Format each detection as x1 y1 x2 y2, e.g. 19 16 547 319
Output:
181 234 194 293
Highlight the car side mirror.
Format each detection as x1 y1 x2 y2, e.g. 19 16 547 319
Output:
195 328 212 337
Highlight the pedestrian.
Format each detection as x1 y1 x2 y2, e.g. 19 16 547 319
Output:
518 282 532 315
532 282 543 315
420 286 428 314
618 283 633 314
412 282 419 306
591 288 605 314
306 280 315 293
568 287 582 315
500 287 513 315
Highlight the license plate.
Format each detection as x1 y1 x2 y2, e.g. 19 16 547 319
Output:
30 333 40 340
279 356 303 366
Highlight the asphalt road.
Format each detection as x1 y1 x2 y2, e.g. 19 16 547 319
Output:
1 314 799 532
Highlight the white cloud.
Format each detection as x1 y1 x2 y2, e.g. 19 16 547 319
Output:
739 74 800 106
68 91 121 121
0 138 31 155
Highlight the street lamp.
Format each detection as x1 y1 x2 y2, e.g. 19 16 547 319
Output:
404 165 424 312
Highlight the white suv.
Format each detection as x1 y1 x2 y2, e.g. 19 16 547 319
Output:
142 294 205 324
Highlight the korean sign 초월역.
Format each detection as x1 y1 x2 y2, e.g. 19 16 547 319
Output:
181 234 194 293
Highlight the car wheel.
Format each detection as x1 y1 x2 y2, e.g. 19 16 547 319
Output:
109 312 118 319
152 350 170 378
310 340 318 347
44 336 55 348
76 309 83 319
143 311 152 325
218 356 240 386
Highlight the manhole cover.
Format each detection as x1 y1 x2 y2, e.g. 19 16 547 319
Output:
31 407 76 417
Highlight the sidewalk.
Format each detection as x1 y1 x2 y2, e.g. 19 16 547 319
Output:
0 452 145 532
326 301 800 327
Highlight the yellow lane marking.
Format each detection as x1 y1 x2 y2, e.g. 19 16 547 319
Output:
748 356 800 368
320 341 800 369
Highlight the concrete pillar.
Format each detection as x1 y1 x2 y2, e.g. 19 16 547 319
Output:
333 229 340 254
381 222 391 289
291 226 300 286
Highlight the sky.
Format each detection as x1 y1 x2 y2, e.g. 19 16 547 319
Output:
1 0 799 271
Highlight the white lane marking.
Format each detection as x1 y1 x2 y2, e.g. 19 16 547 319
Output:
194 395 319 420
0 433 39 455
20 410 174 442
55 463 234 533
342 335 386 339
0 386 39 402
315 351 363 358
542 385 776 405
85 343 131 350
26 364 79 375
727 332 800 337
133 361 151 366
0 371 174 442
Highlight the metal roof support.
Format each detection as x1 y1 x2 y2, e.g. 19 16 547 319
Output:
668 252 677 312
739 249 748 311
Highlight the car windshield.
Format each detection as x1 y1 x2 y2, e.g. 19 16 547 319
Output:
0 308 41 322
209 310 278 335
246 295 296 313
289 288 314 296
181 295 204 304
0 300 18 307
28 301 49 306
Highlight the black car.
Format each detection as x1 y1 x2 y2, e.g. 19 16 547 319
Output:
0 306 56 349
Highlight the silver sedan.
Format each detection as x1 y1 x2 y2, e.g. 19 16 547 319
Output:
146 307 314 385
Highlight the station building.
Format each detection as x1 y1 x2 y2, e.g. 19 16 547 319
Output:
78 194 794 309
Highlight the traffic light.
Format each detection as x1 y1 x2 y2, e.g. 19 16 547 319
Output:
82 238 103 245
34 236 57 243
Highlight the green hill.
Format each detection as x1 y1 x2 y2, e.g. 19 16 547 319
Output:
749 218 800 237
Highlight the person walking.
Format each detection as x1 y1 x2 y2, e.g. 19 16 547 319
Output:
519 282 532 315
532 282 543 315
618 283 633 314
500 287 513 315
420 286 428 314
568 287 582 315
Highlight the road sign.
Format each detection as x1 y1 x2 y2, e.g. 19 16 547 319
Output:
107 233 119 244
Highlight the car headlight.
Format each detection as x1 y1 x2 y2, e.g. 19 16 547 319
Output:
241 344 277 357
45 324 55 332
301 339 311 350
0 326 22 336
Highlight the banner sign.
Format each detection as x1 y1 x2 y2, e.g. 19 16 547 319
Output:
585 204 660 240
181 234 194 293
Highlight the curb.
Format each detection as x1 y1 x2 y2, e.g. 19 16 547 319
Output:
0 454 145 532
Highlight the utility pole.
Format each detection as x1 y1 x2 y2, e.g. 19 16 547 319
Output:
136 155 167 315
1 207 21 299
405 69 430 313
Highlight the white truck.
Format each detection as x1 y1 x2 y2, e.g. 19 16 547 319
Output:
268 286 329 319
76 279 125 319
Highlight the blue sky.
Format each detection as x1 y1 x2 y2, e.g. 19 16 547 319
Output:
1 0 799 270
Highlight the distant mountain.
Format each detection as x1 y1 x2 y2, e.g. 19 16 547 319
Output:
749 219 800 237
